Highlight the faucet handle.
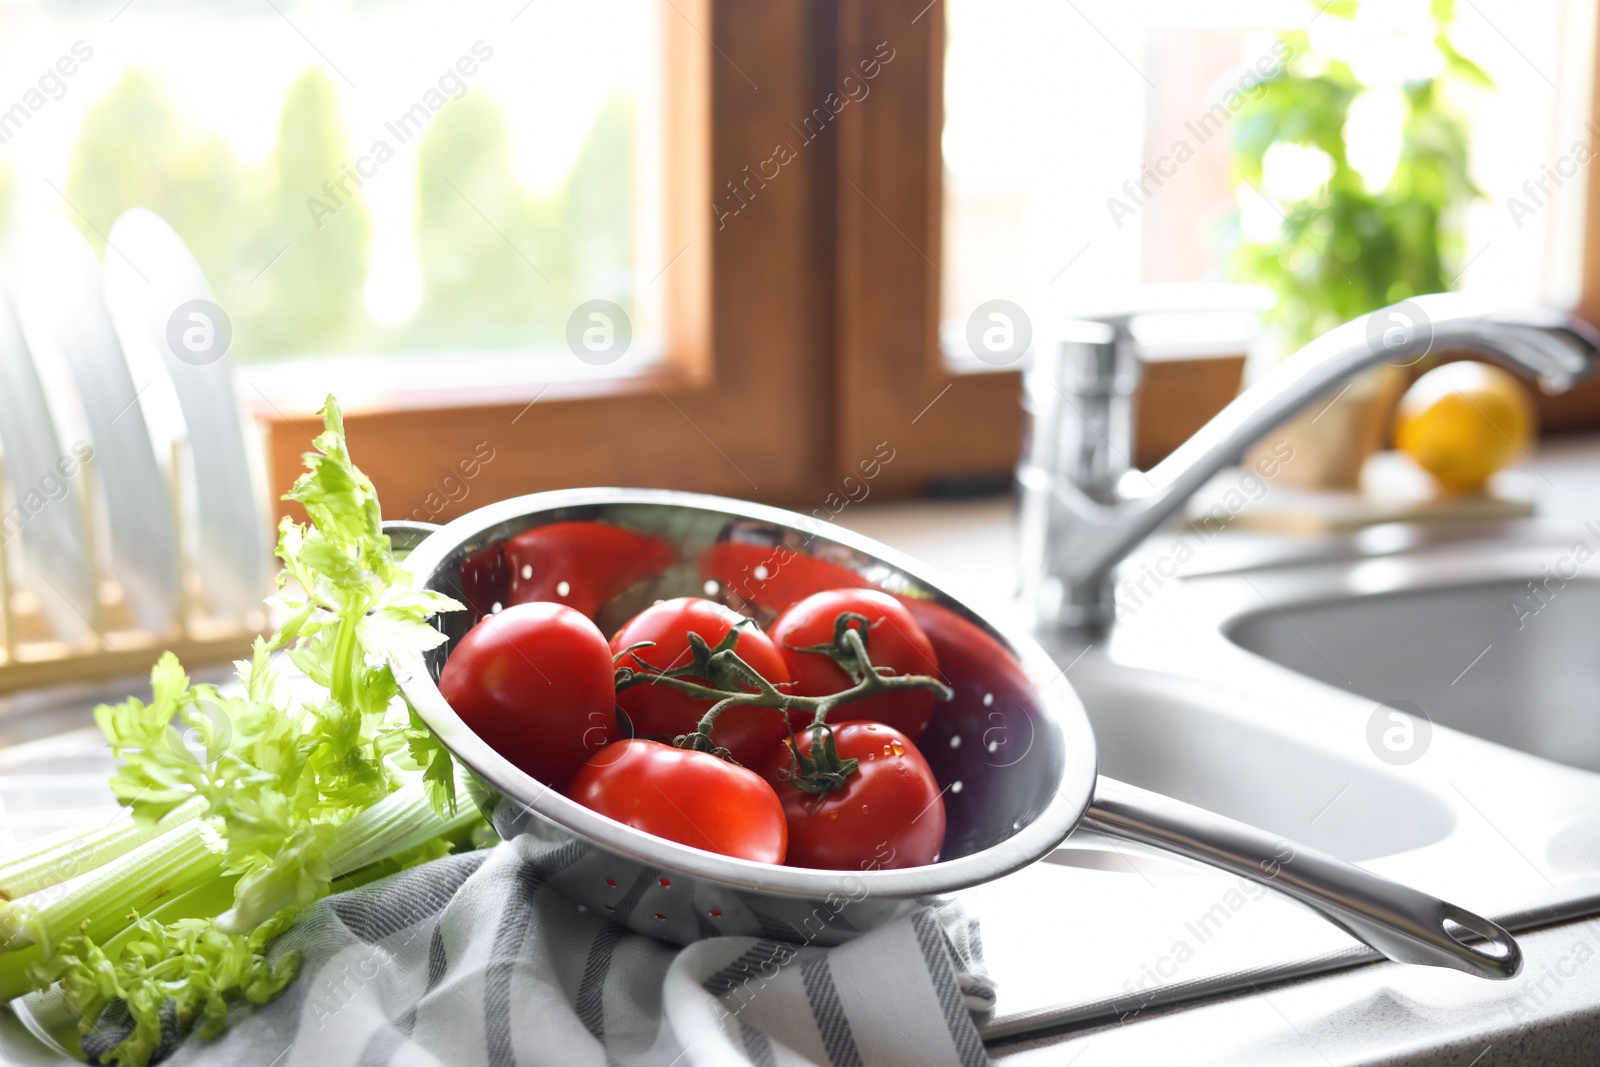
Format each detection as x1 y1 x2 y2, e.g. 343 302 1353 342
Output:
1061 282 1277 334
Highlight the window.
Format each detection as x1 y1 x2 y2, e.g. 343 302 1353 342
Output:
3 0 1598 526
939 0 1600 354
0 0 666 407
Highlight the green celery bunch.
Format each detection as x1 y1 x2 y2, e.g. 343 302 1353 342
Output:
0 396 483 1066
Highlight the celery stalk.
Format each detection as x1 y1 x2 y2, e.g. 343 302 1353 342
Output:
2 819 221 955
215 770 477 935
0 796 206 901
0 872 241 1003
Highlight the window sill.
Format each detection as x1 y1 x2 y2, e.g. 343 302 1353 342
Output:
238 345 675 419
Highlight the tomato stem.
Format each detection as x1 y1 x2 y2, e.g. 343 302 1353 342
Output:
777 723 860 809
613 613 951 770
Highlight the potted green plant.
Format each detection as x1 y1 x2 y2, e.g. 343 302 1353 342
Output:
1228 0 1489 488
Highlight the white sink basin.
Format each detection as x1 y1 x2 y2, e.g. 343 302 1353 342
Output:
1001 529 1600 1048
1228 576 1600 772
1057 532 1600 896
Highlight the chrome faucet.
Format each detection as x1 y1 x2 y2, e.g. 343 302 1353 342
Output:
1019 292 1600 630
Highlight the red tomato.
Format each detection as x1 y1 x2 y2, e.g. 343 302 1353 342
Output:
438 602 617 792
898 597 1032 718
569 739 787 864
610 598 791 766
699 542 874 616
763 722 945 870
769 589 941 738
503 521 675 619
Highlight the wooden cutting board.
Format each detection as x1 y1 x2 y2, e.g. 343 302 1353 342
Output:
1185 450 1536 536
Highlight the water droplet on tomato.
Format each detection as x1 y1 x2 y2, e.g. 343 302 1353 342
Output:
520 564 533 581
827 810 839 820
865 752 876 761
865 724 878 731
860 804 869 814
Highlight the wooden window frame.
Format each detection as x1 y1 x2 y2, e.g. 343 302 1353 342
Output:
261 0 1109 524
265 1 1600 528
832 0 1600 469
266 0 846 524
830 0 1023 494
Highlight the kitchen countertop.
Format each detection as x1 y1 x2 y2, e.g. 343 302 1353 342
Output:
834 436 1600 1066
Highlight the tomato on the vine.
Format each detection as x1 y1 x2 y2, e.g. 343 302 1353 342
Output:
763 721 945 870
699 541 875 616
503 521 675 619
569 739 787 864
769 588 941 739
438 601 617 791
610 597 791 766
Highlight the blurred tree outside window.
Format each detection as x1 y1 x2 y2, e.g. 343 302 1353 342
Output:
0 1 659 372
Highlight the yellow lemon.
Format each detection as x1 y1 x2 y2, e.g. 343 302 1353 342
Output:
1394 362 1536 493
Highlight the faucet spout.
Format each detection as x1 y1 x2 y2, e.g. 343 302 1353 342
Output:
1021 294 1600 631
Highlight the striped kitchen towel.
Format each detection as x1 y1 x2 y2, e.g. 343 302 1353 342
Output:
134 834 994 1067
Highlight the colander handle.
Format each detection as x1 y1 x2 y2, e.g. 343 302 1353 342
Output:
1083 776 1521 980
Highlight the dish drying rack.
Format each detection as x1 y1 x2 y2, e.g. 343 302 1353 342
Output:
0 210 271 695
0 441 267 695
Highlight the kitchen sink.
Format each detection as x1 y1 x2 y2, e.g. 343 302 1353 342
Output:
985 525 1600 1049
1227 576 1600 772
1069 529 1600 899
1069 663 1454 861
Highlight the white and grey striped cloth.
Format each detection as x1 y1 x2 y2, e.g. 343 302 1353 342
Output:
124 835 994 1066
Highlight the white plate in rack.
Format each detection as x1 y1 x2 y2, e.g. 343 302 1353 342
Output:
0 261 95 643
101 209 266 622
12 219 181 635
